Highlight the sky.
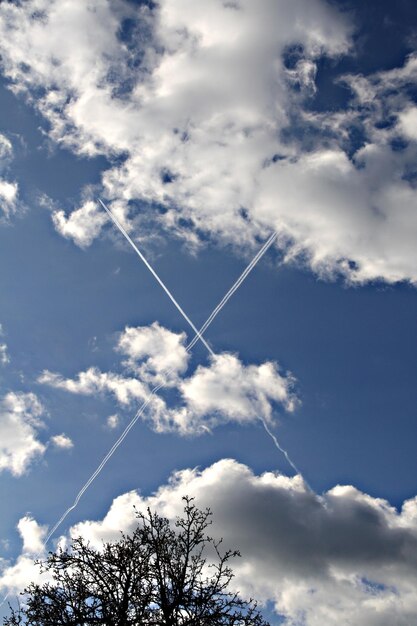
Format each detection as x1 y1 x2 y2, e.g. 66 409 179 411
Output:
0 0 417 624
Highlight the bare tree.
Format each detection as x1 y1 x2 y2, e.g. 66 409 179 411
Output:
4 498 269 626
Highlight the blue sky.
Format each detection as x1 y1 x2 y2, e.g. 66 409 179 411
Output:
1 1 417 624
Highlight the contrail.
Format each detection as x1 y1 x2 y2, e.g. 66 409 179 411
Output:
44 379 166 545
23 227 281 555
187 231 277 351
260 418 301 476
98 199 214 357
0 219 300 612
0 382 163 612
261 419 312 491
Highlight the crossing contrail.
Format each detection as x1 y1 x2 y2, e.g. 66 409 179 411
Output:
98 198 214 357
187 231 277 351
25 224 282 554
0 214 300 612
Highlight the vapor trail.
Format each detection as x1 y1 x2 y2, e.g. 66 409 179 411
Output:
261 419 312 491
0 382 165 612
98 199 214 357
25 228 280 555
44 379 166 545
0 224 301 615
260 418 301 476
187 232 277 351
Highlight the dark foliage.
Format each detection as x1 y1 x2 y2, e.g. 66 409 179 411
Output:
4 498 269 626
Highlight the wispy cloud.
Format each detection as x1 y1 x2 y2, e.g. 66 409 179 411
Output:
0 323 10 366
0 344 9 366
38 367 150 407
0 133 19 219
106 414 119 430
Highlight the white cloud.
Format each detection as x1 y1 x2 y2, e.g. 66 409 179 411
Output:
0 134 12 161
0 554 46 596
52 200 108 248
0 179 18 218
3 460 417 623
0 134 19 218
163 353 297 435
66 459 417 626
40 323 297 435
399 106 417 141
1 0 416 283
12 0 413 284
0 325 10 365
117 322 189 384
17 516 47 555
0 343 9 366
106 414 120 429
38 366 150 406
0 517 47 595
252 144 417 283
0 392 46 477
50 433 73 450
69 490 140 549
0 6 401 284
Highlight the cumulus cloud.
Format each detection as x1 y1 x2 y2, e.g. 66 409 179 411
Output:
13 0 417 284
0 392 46 477
66 459 417 626
1 0 416 283
38 366 150 406
3 460 417 622
162 353 297 435
0 517 47 595
117 322 189 384
50 433 73 450
0 554 45 597
52 200 108 248
17 516 47 556
5 0 417 283
39 324 296 435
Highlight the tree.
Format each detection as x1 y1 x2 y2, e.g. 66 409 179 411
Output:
4 498 269 626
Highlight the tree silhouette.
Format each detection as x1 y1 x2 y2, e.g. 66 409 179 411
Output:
4 498 269 626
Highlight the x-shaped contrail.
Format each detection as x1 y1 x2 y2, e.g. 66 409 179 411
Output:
98 199 215 356
43 201 297 547
0 200 302 609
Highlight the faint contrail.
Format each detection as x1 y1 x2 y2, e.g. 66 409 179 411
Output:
261 418 301 476
98 199 214 357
